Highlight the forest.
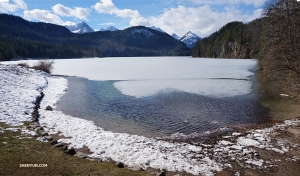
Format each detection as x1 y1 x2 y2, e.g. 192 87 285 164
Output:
193 0 300 97
0 14 190 61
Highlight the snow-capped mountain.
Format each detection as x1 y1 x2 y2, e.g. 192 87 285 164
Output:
65 22 94 34
179 31 202 48
100 26 118 31
171 33 180 40
149 26 165 33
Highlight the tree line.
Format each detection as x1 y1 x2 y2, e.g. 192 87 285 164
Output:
193 0 300 97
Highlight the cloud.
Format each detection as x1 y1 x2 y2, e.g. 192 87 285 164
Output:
93 0 117 14
93 0 149 26
99 22 116 26
0 0 27 12
92 0 263 37
52 4 90 20
191 0 268 7
24 9 75 26
147 5 263 37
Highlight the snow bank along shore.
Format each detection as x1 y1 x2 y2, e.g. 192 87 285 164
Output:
1 64 300 176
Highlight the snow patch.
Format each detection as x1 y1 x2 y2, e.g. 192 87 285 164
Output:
131 28 154 38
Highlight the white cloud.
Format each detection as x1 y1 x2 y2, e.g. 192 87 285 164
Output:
93 0 149 26
191 0 268 7
52 4 90 20
99 22 115 26
23 9 75 26
0 0 27 12
147 5 263 37
92 0 263 37
93 0 117 14
242 0 267 7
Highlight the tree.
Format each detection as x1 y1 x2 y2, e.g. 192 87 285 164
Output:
263 0 300 76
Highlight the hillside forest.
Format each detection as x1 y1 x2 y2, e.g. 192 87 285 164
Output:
193 0 300 97
0 14 190 61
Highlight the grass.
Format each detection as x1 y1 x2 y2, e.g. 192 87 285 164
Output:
0 122 153 176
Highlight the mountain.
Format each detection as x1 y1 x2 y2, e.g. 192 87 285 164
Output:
180 31 202 48
99 26 118 31
65 22 94 34
149 26 165 33
192 20 263 59
0 14 190 61
171 33 180 40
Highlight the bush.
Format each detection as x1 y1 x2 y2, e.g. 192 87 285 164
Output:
32 60 55 74
17 62 29 68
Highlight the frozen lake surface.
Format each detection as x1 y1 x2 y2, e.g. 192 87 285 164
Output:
5 57 269 137
52 57 256 98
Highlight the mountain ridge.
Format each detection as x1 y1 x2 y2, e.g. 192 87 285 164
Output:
180 31 202 48
0 14 190 60
65 22 94 34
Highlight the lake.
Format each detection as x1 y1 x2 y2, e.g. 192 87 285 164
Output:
5 57 270 138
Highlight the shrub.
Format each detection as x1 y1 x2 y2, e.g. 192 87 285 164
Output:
32 60 55 74
17 62 29 68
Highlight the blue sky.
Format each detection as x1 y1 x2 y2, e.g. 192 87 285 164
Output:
0 0 268 37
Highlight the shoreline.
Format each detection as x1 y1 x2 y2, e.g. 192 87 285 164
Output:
1 64 300 175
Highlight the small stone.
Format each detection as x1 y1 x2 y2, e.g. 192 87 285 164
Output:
29 122 39 128
117 162 125 168
129 166 144 171
87 158 102 162
39 130 48 136
44 136 53 141
76 152 89 159
55 143 64 147
36 127 43 131
61 145 68 150
65 148 76 155
159 172 166 176
46 106 53 111
50 140 58 145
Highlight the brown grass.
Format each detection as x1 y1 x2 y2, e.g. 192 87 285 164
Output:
0 122 153 176
31 60 55 74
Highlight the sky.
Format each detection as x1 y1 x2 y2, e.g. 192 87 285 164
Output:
0 0 268 37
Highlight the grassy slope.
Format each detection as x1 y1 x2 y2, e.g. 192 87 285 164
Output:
0 122 153 176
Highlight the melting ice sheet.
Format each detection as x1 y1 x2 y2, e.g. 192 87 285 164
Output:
5 57 257 98
51 57 256 98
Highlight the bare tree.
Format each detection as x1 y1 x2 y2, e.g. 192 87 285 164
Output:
263 0 300 76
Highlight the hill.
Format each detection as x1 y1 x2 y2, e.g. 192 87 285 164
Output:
0 14 190 61
192 0 300 97
192 19 264 59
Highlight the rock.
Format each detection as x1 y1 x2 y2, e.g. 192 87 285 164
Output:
61 145 68 150
129 166 144 171
50 140 58 145
44 136 53 141
76 152 89 159
35 127 43 131
45 105 53 111
159 172 166 176
117 162 125 168
87 158 102 162
55 143 64 147
31 110 39 121
65 148 76 155
29 122 40 128
40 131 49 136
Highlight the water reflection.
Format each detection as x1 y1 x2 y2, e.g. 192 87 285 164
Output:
57 76 269 138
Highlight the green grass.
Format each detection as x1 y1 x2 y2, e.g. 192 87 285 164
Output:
0 123 153 176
